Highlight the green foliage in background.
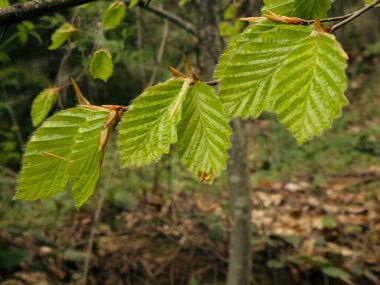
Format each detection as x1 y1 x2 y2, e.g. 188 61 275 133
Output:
90 49 114 82
102 2 127 30
48 23 77 50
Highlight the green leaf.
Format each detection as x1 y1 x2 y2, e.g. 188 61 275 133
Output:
215 21 311 118
270 30 348 143
0 0 9 8
118 79 188 167
322 216 338 229
16 107 110 208
102 2 127 30
0 51 10 63
216 22 348 143
129 0 140 8
17 24 28 45
68 110 110 207
267 260 286 269
31 88 60 127
48 23 77 50
262 0 295 16
263 0 331 19
89 49 114 82
365 0 380 7
176 82 231 181
322 267 352 281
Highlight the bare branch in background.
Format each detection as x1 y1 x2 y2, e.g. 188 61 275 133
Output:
0 0 197 36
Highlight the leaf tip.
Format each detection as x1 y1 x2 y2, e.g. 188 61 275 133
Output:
198 171 215 184
71 78 91 105
239 17 266 23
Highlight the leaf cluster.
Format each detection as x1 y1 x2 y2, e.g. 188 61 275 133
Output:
16 0 378 207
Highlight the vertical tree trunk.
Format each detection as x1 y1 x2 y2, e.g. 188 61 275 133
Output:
196 2 252 284
226 118 252 285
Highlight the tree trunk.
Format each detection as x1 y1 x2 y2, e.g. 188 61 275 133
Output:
226 118 252 285
224 4 259 283
196 2 253 284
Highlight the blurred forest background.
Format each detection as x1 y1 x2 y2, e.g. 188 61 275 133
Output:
1 0 380 284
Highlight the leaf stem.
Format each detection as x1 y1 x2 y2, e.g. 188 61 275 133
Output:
330 0 380 33
169 78 191 119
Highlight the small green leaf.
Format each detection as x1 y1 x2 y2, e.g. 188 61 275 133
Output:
365 0 380 7
0 51 10 63
322 216 337 229
16 21 35 45
0 0 9 8
118 79 188 167
16 107 110 208
322 267 352 281
31 88 60 127
267 260 286 269
22 21 34 30
89 49 114 82
102 2 127 30
129 0 140 8
48 23 77 50
263 0 331 19
176 82 231 181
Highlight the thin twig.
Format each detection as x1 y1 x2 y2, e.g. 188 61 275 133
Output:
331 0 380 33
0 164 17 177
304 13 355 25
0 0 197 37
147 18 169 87
140 2 196 35
0 0 96 25
135 8 147 85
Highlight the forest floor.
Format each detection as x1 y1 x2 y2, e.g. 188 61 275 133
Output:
0 169 379 285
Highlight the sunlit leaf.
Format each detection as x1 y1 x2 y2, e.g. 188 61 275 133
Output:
270 30 348 143
31 88 60 127
216 21 348 143
263 0 331 19
365 0 380 7
48 23 77 50
17 23 29 45
176 82 231 182
102 2 127 30
129 0 140 8
118 79 187 167
89 49 114 82
16 107 110 208
68 109 110 207
215 21 311 118
0 0 9 8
